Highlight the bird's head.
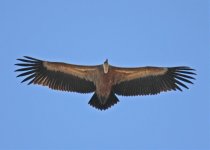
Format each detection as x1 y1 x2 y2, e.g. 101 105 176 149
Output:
103 59 109 74
104 59 108 64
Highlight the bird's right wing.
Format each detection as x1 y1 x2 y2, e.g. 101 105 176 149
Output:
15 56 99 93
112 66 196 96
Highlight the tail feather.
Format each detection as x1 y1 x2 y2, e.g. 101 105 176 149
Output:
88 92 119 110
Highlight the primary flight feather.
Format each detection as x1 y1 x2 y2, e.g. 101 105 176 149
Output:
15 56 196 110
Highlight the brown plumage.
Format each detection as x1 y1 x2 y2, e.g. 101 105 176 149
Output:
15 56 196 110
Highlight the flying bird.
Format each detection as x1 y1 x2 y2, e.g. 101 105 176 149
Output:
15 56 196 110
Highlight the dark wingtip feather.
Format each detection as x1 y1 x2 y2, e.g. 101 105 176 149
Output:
167 66 196 91
175 66 195 71
16 70 35 77
175 86 183 91
15 63 37 67
175 76 194 84
24 56 41 61
17 58 37 63
20 74 36 83
15 67 37 72
176 70 196 75
15 56 41 84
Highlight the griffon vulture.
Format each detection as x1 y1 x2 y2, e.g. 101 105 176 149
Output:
15 56 196 110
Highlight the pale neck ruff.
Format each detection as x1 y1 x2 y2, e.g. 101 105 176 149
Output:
103 63 109 74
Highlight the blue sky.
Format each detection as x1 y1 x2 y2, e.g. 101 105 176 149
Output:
0 0 210 149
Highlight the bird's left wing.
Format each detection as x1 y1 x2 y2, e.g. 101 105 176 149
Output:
15 56 98 93
111 66 196 96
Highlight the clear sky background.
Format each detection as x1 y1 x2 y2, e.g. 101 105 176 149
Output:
0 0 210 149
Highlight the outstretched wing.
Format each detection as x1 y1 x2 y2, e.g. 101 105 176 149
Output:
15 56 98 93
112 66 196 96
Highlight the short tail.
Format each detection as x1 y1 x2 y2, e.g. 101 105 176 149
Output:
88 92 119 110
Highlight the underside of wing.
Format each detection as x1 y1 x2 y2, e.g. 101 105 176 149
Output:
113 66 196 96
15 56 97 93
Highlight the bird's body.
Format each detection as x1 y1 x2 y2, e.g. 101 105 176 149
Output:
15 56 196 110
95 70 113 104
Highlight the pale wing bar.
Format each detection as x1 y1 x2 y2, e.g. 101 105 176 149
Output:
15 56 96 93
113 67 196 96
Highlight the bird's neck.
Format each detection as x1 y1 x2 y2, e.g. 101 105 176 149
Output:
103 63 109 74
